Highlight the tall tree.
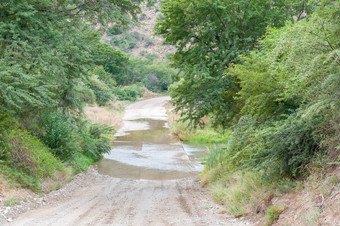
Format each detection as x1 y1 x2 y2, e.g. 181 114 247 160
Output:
156 0 313 127
0 0 143 114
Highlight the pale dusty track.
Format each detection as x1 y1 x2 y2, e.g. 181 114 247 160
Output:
8 97 249 226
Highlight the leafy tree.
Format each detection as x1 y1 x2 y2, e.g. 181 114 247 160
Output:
156 0 314 127
204 1 339 178
88 66 115 106
0 0 143 114
93 43 129 85
126 57 176 92
0 0 146 181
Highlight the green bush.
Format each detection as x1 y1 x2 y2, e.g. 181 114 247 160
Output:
259 114 321 177
110 33 138 52
206 114 321 178
7 129 64 179
0 110 14 161
126 57 175 92
38 111 81 161
0 128 65 192
68 154 94 174
88 67 115 106
265 205 283 225
107 26 123 36
144 37 154 47
112 84 145 101
37 111 115 164
79 121 114 161
0 165 40 192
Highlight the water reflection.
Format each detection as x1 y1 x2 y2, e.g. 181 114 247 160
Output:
97 119 208 180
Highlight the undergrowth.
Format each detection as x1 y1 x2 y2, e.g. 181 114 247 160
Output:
168 113 230 144
264 206 284 226
0 110 115 193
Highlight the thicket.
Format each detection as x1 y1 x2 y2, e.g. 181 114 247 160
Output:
0 0 146 191
126 56 175 92
159 0 339 219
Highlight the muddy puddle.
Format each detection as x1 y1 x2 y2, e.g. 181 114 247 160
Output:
97 119 209 180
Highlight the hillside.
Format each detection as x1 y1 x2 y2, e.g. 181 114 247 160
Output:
103 2 175 60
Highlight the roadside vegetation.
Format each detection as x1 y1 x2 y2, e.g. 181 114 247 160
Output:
168 110 230 144
158 0 339 224
0 0 174 196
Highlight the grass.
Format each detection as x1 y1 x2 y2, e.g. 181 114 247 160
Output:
206 171 275 217
3 197 25 206
84 100 125 129
264 205 284 225
201 145 307 218
167 110 230 144
69 154 95 174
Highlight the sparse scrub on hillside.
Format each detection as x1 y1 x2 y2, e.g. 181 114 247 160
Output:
110 33 139 52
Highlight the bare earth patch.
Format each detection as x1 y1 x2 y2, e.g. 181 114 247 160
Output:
269 167 340 226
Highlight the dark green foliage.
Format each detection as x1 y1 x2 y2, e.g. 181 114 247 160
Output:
126 57 176 92
0 165 40 192
0 0 147 190
216 114 321 178
36 111 115 162
0 110 14 161
38 112 81 161
79 122 114 161
157 0 314 126
112 84 145 101
202 1 339 179
88 66 115 106
93 43 129 85
0 127 65 192
259 115 321 177
6 129 64 179
110 33 139 52
107 26 124 36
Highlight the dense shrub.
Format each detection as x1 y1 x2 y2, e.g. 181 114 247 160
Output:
38 112 81 161
203 2 340 179
7 129 64 179
36 111 115 163
259 114 321 177
88 67 115 106
126 57 175 92
0 127 65 191
110 33 138 52
112 84 145 101
0 111 14 161
79 121 114 161
107 26 123 36
209 114 322 179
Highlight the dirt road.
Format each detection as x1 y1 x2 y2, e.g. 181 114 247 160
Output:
8 97 249 226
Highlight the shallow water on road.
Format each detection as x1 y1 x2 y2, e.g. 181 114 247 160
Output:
97 119 208 180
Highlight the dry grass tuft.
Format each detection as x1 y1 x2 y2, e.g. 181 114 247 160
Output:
40 167 73 193
0 175 34 206
84 101 125 129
